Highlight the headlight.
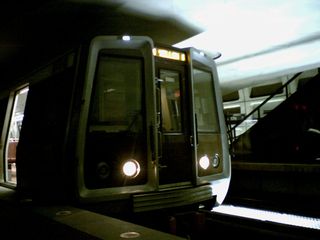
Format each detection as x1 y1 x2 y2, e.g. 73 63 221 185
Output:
199 155 210 170
96 162 111 180
122 159 141 178
212 153 220 168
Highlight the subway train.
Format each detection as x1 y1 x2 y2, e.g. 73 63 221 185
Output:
0 35 230 214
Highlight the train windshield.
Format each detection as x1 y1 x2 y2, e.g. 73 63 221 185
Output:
84 54 148 188
89 56 143 131
193 68 219 133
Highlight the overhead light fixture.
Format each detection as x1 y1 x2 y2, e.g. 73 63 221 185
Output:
122 35 131 41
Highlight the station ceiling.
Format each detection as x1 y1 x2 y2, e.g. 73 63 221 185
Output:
1 1 320 94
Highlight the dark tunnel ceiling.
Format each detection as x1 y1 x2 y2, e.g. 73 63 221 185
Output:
0 1 200 84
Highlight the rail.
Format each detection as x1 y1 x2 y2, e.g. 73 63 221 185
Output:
226 72 303 145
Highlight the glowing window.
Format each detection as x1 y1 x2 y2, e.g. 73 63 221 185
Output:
4 86 29 184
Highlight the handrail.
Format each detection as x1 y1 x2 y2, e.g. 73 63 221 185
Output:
228 72 303 142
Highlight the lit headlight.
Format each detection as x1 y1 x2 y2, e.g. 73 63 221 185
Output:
122 159 140 178
199 155 210 170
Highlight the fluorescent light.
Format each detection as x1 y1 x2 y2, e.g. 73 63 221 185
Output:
122 35 131 41
223 104 241 109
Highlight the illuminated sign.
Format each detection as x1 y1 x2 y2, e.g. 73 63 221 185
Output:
153 48 186 61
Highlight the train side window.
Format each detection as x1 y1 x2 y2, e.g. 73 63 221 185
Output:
159 69 181 132
3 86 29 185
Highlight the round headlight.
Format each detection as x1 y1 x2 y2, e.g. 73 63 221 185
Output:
199 155 210 170
96 162 111 180
123 159 140 178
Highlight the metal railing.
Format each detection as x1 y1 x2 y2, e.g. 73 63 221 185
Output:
227 72 303 144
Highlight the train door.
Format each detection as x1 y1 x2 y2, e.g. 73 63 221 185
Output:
77 36 157 200
155 56 193 186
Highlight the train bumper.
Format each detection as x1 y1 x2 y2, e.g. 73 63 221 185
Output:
132 185 213 212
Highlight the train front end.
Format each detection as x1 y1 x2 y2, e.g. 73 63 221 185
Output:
76 35 231 212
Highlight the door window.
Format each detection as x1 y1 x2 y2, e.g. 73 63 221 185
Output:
159 69 182 132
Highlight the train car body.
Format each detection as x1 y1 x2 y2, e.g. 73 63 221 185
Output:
0 36 230 213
